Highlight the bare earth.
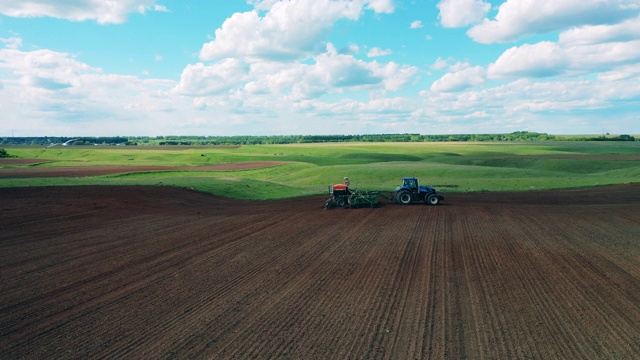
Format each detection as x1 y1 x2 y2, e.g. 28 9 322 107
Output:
0 161 287 178
1 184 639 359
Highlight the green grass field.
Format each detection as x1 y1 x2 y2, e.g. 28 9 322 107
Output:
2 141 639 200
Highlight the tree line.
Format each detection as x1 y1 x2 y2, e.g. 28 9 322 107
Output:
0 132 635 146
0 136 130 146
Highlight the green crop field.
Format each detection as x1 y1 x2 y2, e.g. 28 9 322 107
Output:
1 141 639 200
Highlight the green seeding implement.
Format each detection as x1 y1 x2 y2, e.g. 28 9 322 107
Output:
325 185 381 209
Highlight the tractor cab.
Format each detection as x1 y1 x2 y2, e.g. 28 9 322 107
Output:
397 177 434 195
402 178 419 192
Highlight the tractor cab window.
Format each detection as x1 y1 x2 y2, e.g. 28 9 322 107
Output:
405 179 417 190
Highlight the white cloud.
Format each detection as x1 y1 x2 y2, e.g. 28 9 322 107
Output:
296 97 415 117
0 47 184 135
410 20 423 29
481 9 640 81
377 61 419 91
430 65 486 92
468 0 640 44
430 58 471 71
289 96 419 134
339 43 360 55
0 0 168 24
488 40 640 79
3 0 638 136
200 0 394 61
1 37 23 49
437 0 491 28
177 42 417 104
430 57 450 70
2 43 638 136
499 79 636 113
365 0 394 13
246 0 393 12
298 45 415 95
418 75 640 134
152 4 168 12
559 15 640 46
188 1 414 106
597 63 640 81
488 42 567 78
200 6 337 61
367 47 392 57
173 59 250 96
0 48 97 90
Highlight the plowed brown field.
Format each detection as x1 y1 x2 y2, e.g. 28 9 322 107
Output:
1 184 639 359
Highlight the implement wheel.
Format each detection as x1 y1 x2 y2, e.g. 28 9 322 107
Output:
396 190 412 205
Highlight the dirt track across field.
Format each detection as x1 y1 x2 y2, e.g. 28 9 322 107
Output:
1 184 639 359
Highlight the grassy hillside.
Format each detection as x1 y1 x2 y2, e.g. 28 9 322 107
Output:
1 141 638 199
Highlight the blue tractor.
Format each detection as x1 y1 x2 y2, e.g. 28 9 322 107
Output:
394 177 443 205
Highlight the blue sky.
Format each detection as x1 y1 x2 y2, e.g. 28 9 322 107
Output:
1 0 639 136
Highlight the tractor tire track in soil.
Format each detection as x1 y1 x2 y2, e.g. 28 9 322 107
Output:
1 184 639 359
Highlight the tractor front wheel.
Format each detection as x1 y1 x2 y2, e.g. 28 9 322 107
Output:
426 193 439 205
336 197 347 207
396 190 412 205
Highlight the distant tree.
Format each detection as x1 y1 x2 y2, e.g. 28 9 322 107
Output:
0 148 10 157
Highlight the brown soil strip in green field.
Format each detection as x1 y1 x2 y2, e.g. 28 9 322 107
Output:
0 158 50 165
0 161 287 178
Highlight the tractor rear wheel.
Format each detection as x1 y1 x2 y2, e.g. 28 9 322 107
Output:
336 197 347 207
426 193 439 205
396 190 412 205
